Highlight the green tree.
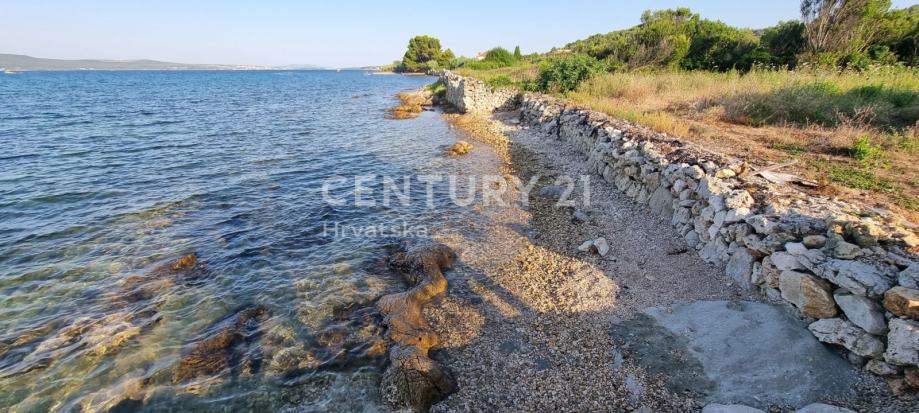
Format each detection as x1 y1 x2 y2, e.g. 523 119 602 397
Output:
438 48 456 67
877 5 919 63
535 54 602 93
681 19 760 71
401 35 443 72
800 0 892 54
760 21 807 66
514 45 522 59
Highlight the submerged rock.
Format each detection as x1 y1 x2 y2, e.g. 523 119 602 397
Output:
446 140 473 156
378 242 457 412
171 305 271 383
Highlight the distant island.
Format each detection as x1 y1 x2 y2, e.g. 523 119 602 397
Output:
0 53 334 71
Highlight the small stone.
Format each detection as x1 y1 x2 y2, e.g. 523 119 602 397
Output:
577 240 594 252
781 271 837 318
623 374 644 403
822 259 894 298
900 262 919 289
833 241 862 259
884 286 919 319
865 359 898 376
724 190 754 209
906 367 919 388
536 185 566 200
884 318 919 366
808 318 885 357
746 215 777 234
834 293 888 334
803 235 827 249
785 242 808 256
726 246 755 289
572 210 589 223
715 168 737 179
794 403 856 413
847 351 867 366
771 252 805 271
593 237 610 257
685 231 700 248
845 221 883 248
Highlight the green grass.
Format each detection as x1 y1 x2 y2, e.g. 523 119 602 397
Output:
771 142 808 156
850 136 885 166
813 161 895 192
426 80 446 98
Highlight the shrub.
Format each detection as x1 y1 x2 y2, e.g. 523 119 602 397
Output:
535 54 602 93
850 135 885 165
485 75 515 89
760 21 807 67
483 47 516 67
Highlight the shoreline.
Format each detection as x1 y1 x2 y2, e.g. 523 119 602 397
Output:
415 74 919 411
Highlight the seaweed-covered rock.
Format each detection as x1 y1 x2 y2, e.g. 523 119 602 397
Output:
171 305 271 383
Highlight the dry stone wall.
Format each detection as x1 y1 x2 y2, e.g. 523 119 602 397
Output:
442 71 519 114
441 71 919 391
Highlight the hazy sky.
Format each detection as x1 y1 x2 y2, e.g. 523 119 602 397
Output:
2 0 916 67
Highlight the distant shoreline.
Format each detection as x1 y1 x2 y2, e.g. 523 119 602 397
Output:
0 53 378 72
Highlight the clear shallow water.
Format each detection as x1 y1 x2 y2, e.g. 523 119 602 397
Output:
0 71 466 412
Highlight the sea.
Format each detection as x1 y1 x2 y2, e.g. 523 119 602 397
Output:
0 70 475 412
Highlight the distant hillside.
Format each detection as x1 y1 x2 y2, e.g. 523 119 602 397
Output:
0 54 328 71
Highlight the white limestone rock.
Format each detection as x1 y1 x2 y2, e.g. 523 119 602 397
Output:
771 252 805 271
808 318 885 357
833 241 862 259
726 245 755 289
821 259 894 298
593 237 610 257
833 293 888 335
885 318 919 366
900 262 919 289
724 190 754 210
785 242 808 256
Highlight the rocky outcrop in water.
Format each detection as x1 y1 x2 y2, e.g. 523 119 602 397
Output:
0 252 208 380
172 305 271 383
377 242 456 412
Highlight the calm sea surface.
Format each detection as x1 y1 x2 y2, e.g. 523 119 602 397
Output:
0 70 469 412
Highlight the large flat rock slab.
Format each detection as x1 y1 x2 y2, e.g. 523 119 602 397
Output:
613 300 858 409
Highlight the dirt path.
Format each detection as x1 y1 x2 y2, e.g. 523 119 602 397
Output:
424 112 748 412
422 111 908 413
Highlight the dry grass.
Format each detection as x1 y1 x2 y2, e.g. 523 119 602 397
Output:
459 65 919 216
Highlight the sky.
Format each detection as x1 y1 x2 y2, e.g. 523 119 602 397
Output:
1 0 916 68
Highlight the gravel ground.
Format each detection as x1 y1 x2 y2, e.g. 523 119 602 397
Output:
420 111 912 413
424 112 746 412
